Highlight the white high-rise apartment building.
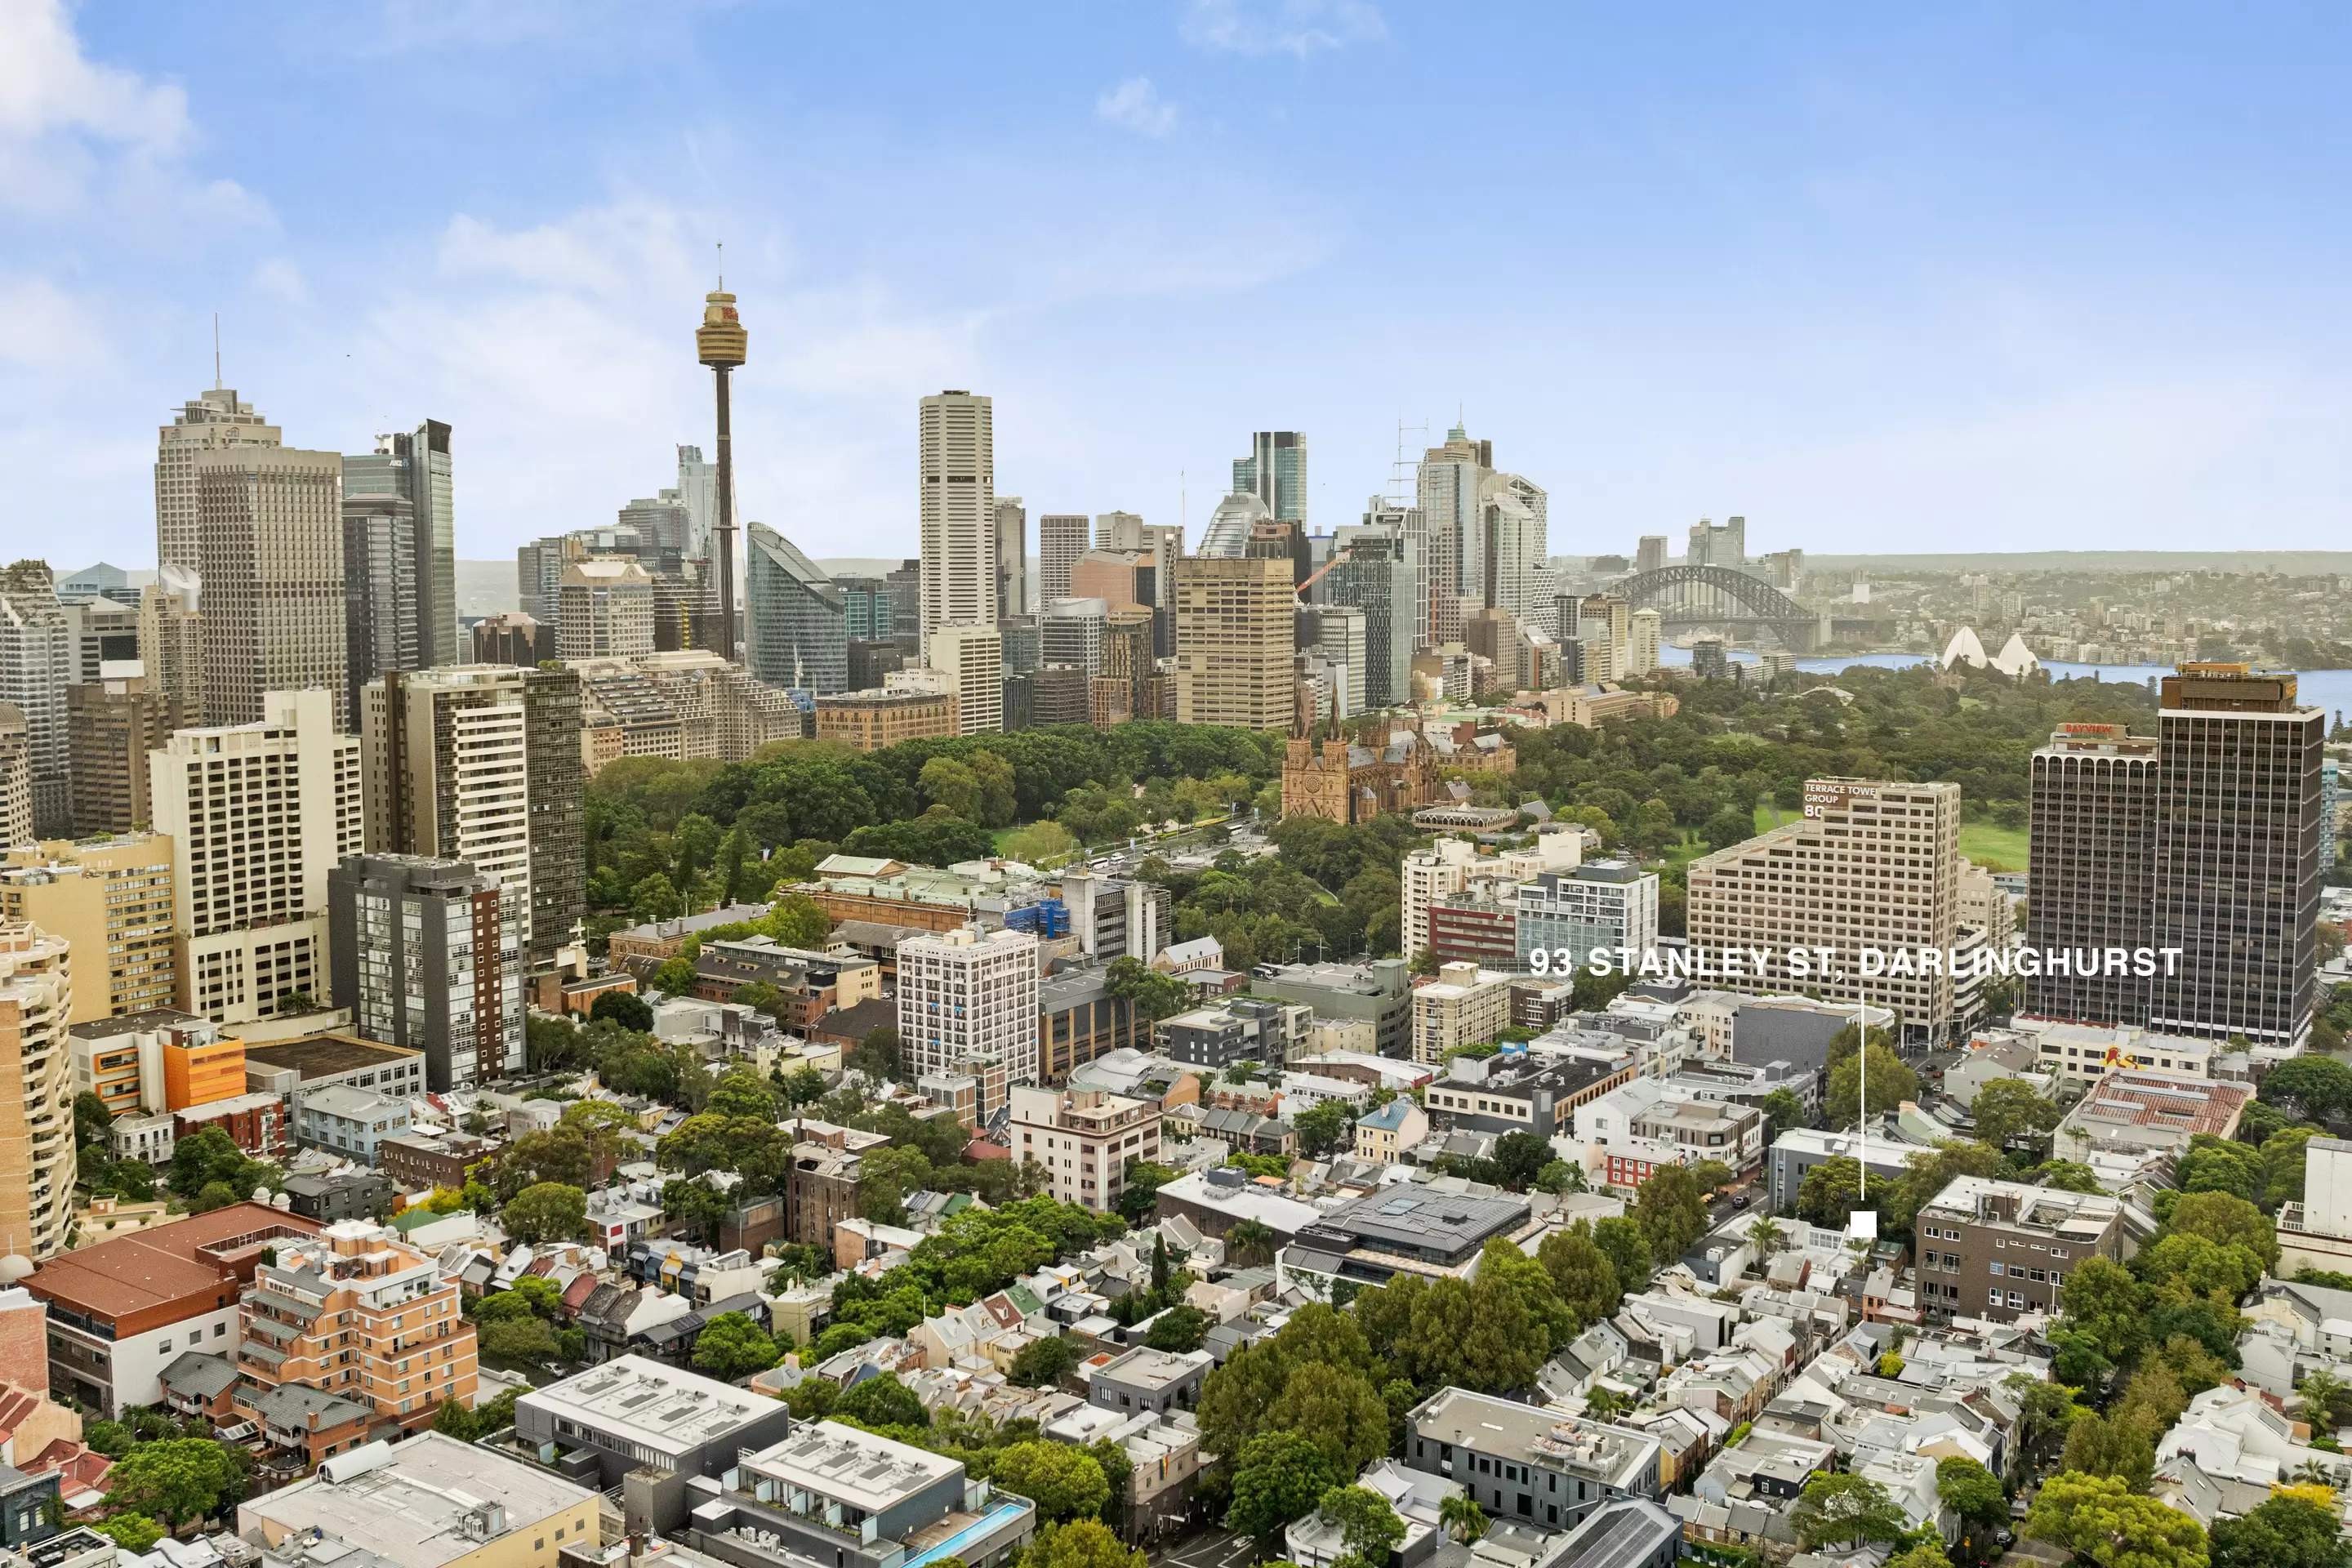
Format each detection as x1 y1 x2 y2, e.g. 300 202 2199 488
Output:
197 445 348 728
1686 777 1964 1040
361 667 536 956
0 564 72 838
149 688 362 1024
918 391 997 658
1628 608 1663 676
155 387 281 577
897 924 1040 1086
1401 840 1480 963
928 623 1004 735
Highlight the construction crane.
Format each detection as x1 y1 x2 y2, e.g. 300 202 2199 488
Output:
1294 546 1353 603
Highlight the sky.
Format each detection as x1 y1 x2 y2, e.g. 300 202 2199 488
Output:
12 0 2352 572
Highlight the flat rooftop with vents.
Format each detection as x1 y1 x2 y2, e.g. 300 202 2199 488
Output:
238 1431 599 1568
512 1354 795 1488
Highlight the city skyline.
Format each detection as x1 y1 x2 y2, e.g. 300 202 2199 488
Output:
18 2 2352 568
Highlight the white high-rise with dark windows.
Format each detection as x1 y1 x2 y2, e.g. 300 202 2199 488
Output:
155 387 280 578
918 390 996 658
149 688 362 1025
898 924 1040 1086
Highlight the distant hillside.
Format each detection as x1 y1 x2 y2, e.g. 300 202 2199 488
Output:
1798 550 2352 574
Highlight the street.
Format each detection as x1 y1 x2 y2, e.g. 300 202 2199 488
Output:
1154 1526 1257 1568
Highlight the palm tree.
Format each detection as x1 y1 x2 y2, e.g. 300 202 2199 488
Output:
1747 1217 1785 1258
2300 1368 2350 1433
1439 1495 1489 1545
1227 1218 1276 1267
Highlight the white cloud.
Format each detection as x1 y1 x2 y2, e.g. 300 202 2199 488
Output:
1096 77 1178 137
1179 0 1385 58
0 274 89 370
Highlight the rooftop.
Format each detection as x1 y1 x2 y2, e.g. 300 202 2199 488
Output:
28 1201 317 1321
1546 1500 1683 1568
1094 1347 1209 1392
245 1035 423 1080
240 1432 596 1568
1301 1187 1529 1260
518 1355 780 1455
2065 1071 2250 1136
1411 1388 1659 1488
740 1420 960 1512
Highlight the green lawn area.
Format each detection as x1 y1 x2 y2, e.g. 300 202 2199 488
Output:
1753 801 1789 834
1959 819 2029 872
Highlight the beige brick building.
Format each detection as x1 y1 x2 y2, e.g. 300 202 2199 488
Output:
1175 556 1294 733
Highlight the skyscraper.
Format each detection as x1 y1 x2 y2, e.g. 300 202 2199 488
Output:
341 491 420 726
1416 425 1491 651
345 421 458 666
556 559 656 660
1174 556 1294 733
928 624 1004 735
137 579 203 719
521 666 586 975
696 287 749 661
149 688 361 1025
67 667 187 835
196 446 348 728
1233 431 1308 523
1037 514 1090 604
328 854 522 1091
745 523 848 693
0 563 71 837
1468 472 1549 621
2026 723 2159 1027
1041 598 1109 677
1687 516 1745 568
362 668 540 967
1321 515 1415 710
1628 608 1662 677
1197 492 1268 559
516 534 575 626
1636 536 1668 575
674 443 720 564
155 387 280 578
2149 666 2323 1046
919 390 998 656
1095 512 1183 608
994 497 1029 619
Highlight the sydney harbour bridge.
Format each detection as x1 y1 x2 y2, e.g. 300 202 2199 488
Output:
1617 564 1820 653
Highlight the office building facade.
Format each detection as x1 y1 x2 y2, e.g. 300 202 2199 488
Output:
2150 666 2324 1046
918 390 997 656
344 421 458 667
557 559 656 661
155 386 282 577
994 497 1028 617
1320 519 1414 708
1174 555 1294 733
149 689 361 1025
1517 862 1661 971
2025 723 2160 1027
196 446 348 729
362 666 549 964
329 854 523 1090
0 835 177 1022
340 491 421 726
1685 778 1966 1039
1234 431 1308 523
0 564 72 838
1037 514 1090 605
928 623 1004 734
744 523 848 693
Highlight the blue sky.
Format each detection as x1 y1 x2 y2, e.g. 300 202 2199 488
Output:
12 0 2352 569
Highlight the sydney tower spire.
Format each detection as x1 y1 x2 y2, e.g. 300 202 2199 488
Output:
696 267 747 659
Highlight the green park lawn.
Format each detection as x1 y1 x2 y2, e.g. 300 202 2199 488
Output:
1958 819 2029 872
